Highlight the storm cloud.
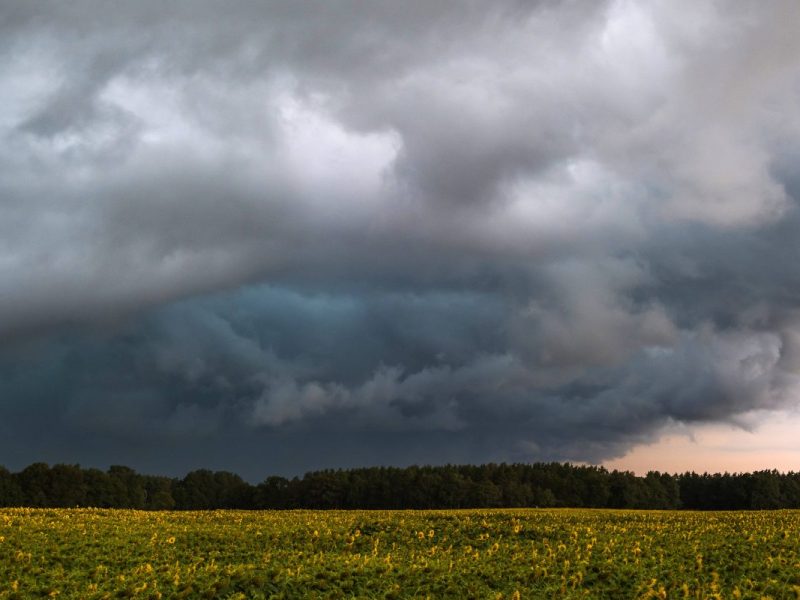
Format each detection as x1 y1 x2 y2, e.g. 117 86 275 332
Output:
2 1 800 479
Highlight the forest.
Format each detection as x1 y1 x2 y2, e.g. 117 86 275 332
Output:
0 462 797 511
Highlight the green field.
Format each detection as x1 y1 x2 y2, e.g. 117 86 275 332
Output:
1 508 798 599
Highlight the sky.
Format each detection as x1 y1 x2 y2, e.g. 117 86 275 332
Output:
2 1 800 481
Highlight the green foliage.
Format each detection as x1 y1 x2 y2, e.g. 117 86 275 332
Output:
0 469 22 507
2 508 800 598
5 462 800 510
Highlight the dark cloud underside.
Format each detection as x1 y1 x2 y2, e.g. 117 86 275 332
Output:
2 1 800 478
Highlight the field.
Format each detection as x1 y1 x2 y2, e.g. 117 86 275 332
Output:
1 509 799 599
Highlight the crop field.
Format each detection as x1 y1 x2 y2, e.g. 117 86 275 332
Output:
1 509 799 599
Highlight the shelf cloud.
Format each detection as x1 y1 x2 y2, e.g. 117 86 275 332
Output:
2 1 800 478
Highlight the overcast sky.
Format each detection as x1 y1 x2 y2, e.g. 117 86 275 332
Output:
2 1 800 480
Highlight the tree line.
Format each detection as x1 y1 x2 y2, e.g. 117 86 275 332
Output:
0 462 798 510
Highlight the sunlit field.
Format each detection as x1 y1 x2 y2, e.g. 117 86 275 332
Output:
1 508 798 599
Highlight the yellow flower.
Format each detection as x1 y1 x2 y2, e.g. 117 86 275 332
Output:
166 536 176 544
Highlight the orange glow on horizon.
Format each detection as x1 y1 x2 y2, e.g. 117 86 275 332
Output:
603 411 800 475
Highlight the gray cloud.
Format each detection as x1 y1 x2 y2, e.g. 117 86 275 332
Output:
2 1 800 477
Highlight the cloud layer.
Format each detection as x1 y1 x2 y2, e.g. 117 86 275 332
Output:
2 1 800 478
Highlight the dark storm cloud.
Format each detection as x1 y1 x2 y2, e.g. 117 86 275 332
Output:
2 1 800 476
